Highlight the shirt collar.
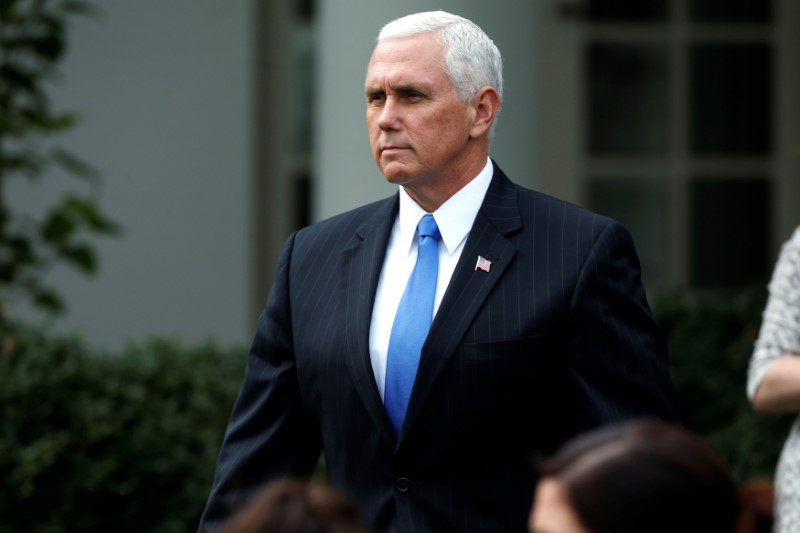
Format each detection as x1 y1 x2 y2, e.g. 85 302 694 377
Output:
397 157 494 255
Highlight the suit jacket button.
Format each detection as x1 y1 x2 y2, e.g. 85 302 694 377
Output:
396 478 410 492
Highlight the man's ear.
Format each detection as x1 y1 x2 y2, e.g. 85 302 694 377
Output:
469 86 501 138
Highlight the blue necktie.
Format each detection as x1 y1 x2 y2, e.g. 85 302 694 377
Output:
385 214 440 436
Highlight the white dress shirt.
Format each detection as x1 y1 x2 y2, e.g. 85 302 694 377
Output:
369 157 494 399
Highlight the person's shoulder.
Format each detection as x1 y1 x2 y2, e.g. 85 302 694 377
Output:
491 162 615 229
512 180 618 235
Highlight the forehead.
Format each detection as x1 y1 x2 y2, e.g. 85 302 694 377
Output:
365 33 449 88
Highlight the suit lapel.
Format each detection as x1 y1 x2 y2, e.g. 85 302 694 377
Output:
341 195 399 449
400 164 522 442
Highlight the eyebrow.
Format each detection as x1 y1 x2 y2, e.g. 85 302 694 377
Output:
390 84 423 94
365 83 427 97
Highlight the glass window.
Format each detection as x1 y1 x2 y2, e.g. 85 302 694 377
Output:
689 178 770 287
588 177 670 291
690 0 771 23
292 28 314 155
588 44 669 155
295 0 315 20
690 44 771 155
587 0 668 22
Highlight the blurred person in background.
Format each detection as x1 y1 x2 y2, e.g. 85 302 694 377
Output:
221 478 372 533
747 225 800 532
528 419 740 533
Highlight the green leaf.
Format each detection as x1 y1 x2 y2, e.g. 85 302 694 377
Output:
32 286 64 313
6 236 35 265
0 255 21 283
29 34 66 61
38 14 66 45
0 64 39 95
41 208 76 243
0 0 20 21
2 151 44 177
2 108 77 142
45 111 78 131
50 147 100 183
61 1 102 19
60 243 96 273
2 35 66 63
64 195 122 235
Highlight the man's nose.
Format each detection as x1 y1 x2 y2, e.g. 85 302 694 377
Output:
377 98 400 130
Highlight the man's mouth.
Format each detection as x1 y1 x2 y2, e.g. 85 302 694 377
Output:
381 145 407 154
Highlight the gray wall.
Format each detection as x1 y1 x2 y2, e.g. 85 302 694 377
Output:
11 1 254 348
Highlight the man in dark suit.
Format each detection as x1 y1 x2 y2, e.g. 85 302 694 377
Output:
200 11 678 533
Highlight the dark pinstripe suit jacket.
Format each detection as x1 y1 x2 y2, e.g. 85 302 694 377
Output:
200 161 678 533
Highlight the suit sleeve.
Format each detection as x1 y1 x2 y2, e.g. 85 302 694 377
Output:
198 232 323 532
566 220 679 431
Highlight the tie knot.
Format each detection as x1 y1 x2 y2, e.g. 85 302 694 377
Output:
417 214 440 240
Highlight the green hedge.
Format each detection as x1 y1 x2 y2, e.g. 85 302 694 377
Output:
0 323 246 532
0 287 794 530
655 287 794 483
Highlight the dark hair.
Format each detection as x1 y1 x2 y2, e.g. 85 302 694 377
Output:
221 478 373 533
538 420 739 533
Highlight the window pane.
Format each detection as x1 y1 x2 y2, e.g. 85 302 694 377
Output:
588 177 669 291
690 0 771 23
588 45 669 155
295 0 315 20
690 178 770 287
690 44 771 155
292 29 314 155
588 0 668 22
293 172 312 231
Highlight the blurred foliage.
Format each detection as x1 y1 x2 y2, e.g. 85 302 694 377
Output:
0 320 246 532
0 286 794 530
654 287 794 484
0 0 119 316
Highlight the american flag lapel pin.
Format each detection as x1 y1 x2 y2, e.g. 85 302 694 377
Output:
475 255 492 272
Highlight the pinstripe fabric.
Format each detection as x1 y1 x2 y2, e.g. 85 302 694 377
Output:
199 161 679 533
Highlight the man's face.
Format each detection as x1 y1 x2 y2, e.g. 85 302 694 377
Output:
365 33 475 191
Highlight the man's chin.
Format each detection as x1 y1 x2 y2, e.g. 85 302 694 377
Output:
380 163 415 185
384 174 407 185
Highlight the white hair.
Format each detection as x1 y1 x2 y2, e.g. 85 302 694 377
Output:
377 11 503 138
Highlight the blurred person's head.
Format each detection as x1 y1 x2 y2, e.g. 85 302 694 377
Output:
222 478 372 533
529 419 739 533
